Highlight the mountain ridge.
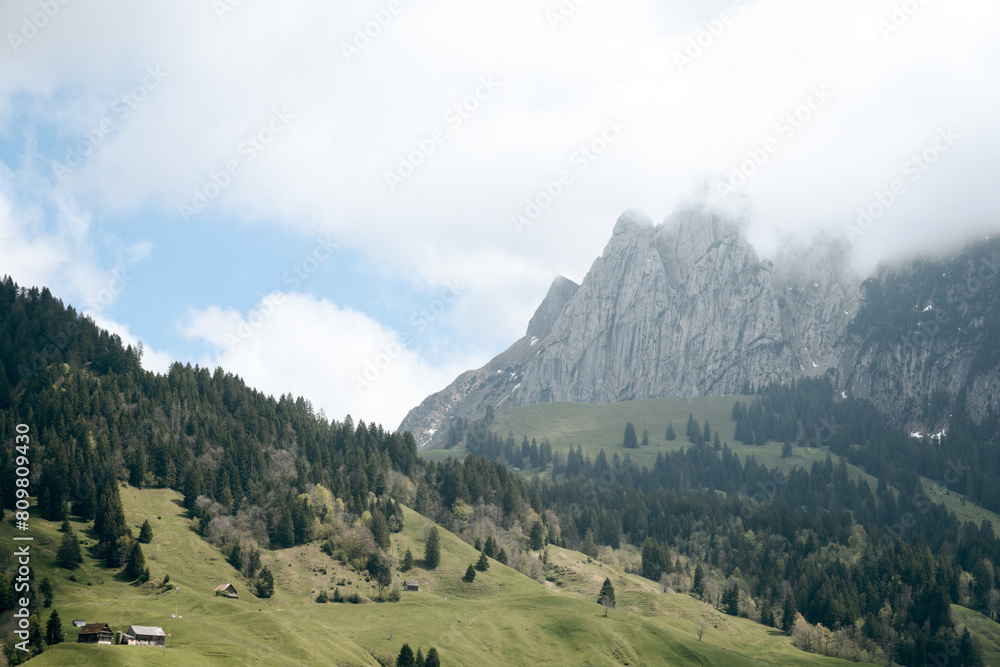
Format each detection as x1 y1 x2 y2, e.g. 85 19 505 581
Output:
401 205 1000 447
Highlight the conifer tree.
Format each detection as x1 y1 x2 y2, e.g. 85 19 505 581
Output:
425 648 440 667
530 521 544 550
781 595 797 634
497 548 508 565
256 566 274 598
124 541 147 581
415 647 424 667
623 422 638 449
693 564 705 598
138 519 153 544
483 535 496 558
371 508 390 550
665 422 676 441
56 527 83 570
597 578 615 608
476 551 489 572
402 549 413 571
396 643 415 667
424 527 440 569
464 564 476 582
46 609 63 645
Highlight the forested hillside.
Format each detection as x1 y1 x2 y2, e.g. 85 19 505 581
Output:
0 277 997 666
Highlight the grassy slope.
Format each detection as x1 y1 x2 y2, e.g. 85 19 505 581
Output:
5 487 877 667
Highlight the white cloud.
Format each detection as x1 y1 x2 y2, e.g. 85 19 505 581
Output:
178 292 481 429
2 0 999 424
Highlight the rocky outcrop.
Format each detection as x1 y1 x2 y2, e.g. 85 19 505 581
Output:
399 206 1000 447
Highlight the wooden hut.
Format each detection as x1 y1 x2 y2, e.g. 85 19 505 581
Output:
77 623 113 644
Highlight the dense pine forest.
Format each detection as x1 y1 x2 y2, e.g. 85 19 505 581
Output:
1 276 998 666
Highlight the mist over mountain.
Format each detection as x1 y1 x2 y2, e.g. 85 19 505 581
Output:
401 204 1000 446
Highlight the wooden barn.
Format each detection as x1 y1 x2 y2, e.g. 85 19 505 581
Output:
120 625 166 647
77 623 113 644
404 580 419 591
214 583 239 598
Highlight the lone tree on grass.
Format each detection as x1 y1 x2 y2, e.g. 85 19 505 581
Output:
623 422 638 449
464 565 476 582
424 527 441 569
56 528 83 570
665 422 676 441
476 552 489 572
138 519 153 544
402 548 413 571
599 577 616 616
124 541 149 582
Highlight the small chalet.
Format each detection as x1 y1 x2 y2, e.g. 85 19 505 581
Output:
403 580 419 592
120 625 166 647
214 583 239 598
77 623 113 644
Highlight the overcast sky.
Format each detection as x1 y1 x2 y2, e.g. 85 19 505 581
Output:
1 0 998 429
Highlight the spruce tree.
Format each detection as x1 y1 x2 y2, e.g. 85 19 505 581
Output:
46 609 63 645
56 528 83 570
483 535 496 558
722 582 739 615
623 422 638 449
138 519 153 544
425 648 440 667
371 508 390 550
39 578 53 607
402 549 413 571
530 521 544 550
396 643 415 667
665 422 676 441
256 566 274 598
693 564 705 598
424 527 441 569
464 564 476 582
476 551 489 572
124 541 147 581
781 595 797 634
599 577 616 615
415 647 424 667
497 548 508 565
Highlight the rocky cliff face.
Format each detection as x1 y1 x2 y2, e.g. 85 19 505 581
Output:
399 207 1000 447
